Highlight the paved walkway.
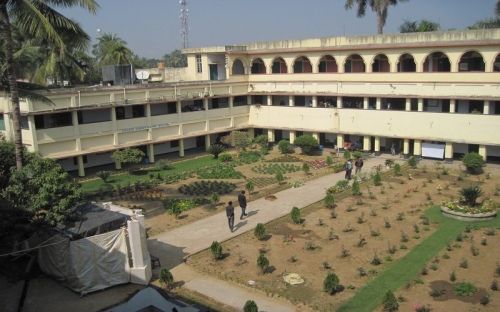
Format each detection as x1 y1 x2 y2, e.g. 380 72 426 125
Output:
148 156 389 311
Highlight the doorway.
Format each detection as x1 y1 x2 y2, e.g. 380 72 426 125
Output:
209 64 218 81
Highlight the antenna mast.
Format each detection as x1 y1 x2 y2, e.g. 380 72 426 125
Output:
179 0 189 49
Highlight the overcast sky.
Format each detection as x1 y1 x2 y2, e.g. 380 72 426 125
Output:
62 0 499 58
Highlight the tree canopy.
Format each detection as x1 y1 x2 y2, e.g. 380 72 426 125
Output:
345 0 409 34
400 19 440 33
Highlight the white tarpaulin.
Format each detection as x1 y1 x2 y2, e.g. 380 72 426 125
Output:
38 228 130 295
422 143 445 159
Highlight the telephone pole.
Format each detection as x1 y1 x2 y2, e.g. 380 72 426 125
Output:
180 0 189 49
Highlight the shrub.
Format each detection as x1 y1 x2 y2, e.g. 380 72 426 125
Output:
278 139 293 154
238 151 262 164
253 134 268 148
459 185 482 206
207 144 226 159
462 152 484 174
96 170 111 182
393 163 402 176
382 290 399 312
371 253 382 266
159 268 174 288
343 150 352 160
459 258 468 269
480 295 490 305
294 135 319 155
275 171 285 184
257 253 269 273
490 280 498 291
324 193 335 209
408 156 418 168
291 207 301 224
210 192 220 208
196 163 243 179
219 153 233 162
232 131 252 151
302 162 310 175
245 180 255 194
326 156 334 166
178 180 237 196
210 241 223 260
323 272 342 295
453 282 477 297
155 159 171 171
450 271 457 282
373 170 382 186
353 151 363 159
112 148 144 169
352 179 362 196
254 223 267 240
243 300 259 312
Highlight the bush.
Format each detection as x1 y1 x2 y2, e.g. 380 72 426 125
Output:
408 156 418 168
159 268 174 288
291 207 301 224
453 282 477 297
393 163 402 176
257 253 269 273
245 180 255 193
352 179 362 196
112 148 144 168
373 170 382 186
326 156 334 166
275 172 285 184
196 163 243 179
243 300 259 312
238 151 262 164
352 151 363 159
219 153 233 162
96 170 111 182
462 152 484 174
302 162 310 175
324 193 335 209
155 159 171 171
294 135 319 155
178 180 237 196
210 241 223 260
382 290 399 312
254 223 267 240
207 144 226 159
253 134 268 148
459 185 482 206
323 272 342 295
278 139 293 154
343 150 351 160
210 192 220 208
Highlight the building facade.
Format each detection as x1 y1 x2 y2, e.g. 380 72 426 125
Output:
1 29 500 176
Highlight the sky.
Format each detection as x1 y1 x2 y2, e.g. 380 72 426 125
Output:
62 0 499 58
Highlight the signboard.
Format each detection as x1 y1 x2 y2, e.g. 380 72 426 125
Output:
422 143 445 159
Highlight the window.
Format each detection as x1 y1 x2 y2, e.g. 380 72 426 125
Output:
34 112 72 129
0 114 5 130
116 105 145 120
77 108 111 124
151 102 177 116
20 116 29 130
170 140 179 148
196 54 202 73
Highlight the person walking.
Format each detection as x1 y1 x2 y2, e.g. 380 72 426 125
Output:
226 201 235 232
391 143 396 156
344 159 353 180
238 190 248 220
355 157 364 174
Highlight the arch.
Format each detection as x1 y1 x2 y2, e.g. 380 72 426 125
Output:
344 54 366 73
397 53 416 72
459 51 485 72
318 55 338 73
293 56 312 73
372 54 390 72
423 51 450 72
250 58 266 74
494 53 500 72
231 59 245 75
271 57 288 74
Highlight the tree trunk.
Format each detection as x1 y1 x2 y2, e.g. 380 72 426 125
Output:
0 2 23 169
377 13 384 34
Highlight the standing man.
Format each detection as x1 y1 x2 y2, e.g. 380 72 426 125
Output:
238 190 248 220
226 201 235 232
344 159 353 180
355 157 364 174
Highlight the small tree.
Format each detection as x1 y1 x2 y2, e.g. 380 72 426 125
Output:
155 159 171 171
462 152 484 174
393 163 402 176
291 207 301 224
210 241 223 260
159 268 174 289
257 253 270 273
323 272 342 295
210 192 220 208
324 193 336 209
245 180 255 194
254 223 267 240
96 170 111 182
460 186 482 206
352 179 362 196
208 144 225 159
278 139 293 154
373 170 382 186
382 290 399 312
407 156 418 168
302 162 310 175
275 172 284 184
343 150 352 160
253 134 268 149
294 135 319 155
326 155 334 166
232 131 252 151
243 300 259 312
112 148 145 170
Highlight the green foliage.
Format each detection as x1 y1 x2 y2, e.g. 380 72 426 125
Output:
453 282 477 297
243 300 259 312
2 154 82 226
111 148 144 167
159 268 174 288
326 155 334 166
393 163 402 176
96 170 111 182
407 156 417 168
252 163 300 175
324 193 336 209
400 19 440 33
275 171 285 184
245 180 255 193
210 193 220 207
257 253 270 273
196 163 243 179
238 151 262 164
352 151 363 159
253 134 268 148
291 207 301 224
382 290 399 312
178 180 236 196
459 185 482 206
0 139 17 189
323 272 342 295
328 179 350 193
155 159 171 171
254 223 267 240
163 198 210 217
343 150 351 160
163 49 187 67
232 131 252 151
207 144 226 159
352 179 362 196
294 135 319 155
218 153 233 162
302 162 310 175
462 152 484 173
210 241 223 260
278 139 293 154
373 170 382 186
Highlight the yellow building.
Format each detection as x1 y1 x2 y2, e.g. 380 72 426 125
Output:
1 29 499 176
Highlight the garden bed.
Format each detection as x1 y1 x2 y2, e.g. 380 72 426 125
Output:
440 206 497 221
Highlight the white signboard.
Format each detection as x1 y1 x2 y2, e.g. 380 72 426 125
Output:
422 143 445 159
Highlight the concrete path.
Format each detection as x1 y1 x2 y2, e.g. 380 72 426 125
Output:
148 156 389 311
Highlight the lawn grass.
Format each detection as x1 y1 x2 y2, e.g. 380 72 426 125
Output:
337 205 500 312
80 155 217 194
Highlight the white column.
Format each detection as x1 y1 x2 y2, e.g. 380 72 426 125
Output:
337 97 343 109
127 211 152 285
114 156 122 170
247 95 252 105
27 115 38 152
289 131 296 144
179 139 185 157
418 98 424 112
445 142 453 161
336 134 344 149
267 129 275 143
449 99 456 113
479 145 487 160
403 139 410 156
376 98 381 110
203 98 209 110
267 95 272 106
77 155 85 177
111 106 118 146
484 100 490 115
363 97 369 110
414 140 422 156
205 134 211 151
374 137 381 155
405 98 411 111
229 96 234 108
289 96 294 107
147 144 155 163
312 132 319 141
312 96 318 108
363 136 371 151
72 111 81 152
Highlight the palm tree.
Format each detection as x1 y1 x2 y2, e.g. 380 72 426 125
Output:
400 19 440 33
93 33 133 66
0 0 98 170
497 0 500 16
345 0 409 34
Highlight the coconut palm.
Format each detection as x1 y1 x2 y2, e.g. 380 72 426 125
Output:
497 0 500 16
93 33 133 66
345 0 409 34
400 19 440 33
0 0 98 170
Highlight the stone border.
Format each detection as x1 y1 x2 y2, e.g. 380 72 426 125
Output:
440 206 497 222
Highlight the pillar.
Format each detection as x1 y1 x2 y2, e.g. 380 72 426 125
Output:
405 98 411 111
289 131 296 144
337 97 343 109
205 134 211 151
229 96 234 108
77 155 85 177
336 134 344 149
484 100 490 115
376 98 381 110
127 210 152 285
312 132 319 141
289 96 294 107
418 98 424 112
363 97 369 110
449 99 456 113
479 145 487 160
267 129 275 143
114 157 122 170
147 144 155 163
203 98 209 110
363 136 371 152
247 95 252 105
413 140 422 156
403 139 410 157
312 96 318 108
374 137 381 155
179 139 185 157
445 142 453 161
267 95 272 106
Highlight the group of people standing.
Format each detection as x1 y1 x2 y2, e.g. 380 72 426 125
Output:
344 157 364 180
225 190 248 232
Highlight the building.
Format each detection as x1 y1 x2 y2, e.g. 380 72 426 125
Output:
1 29 499 176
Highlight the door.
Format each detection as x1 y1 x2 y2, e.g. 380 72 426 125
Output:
209 64 218 81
